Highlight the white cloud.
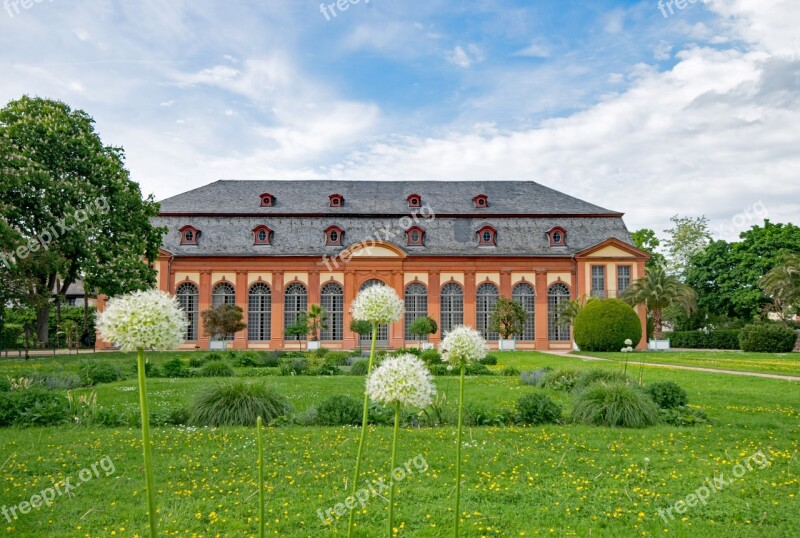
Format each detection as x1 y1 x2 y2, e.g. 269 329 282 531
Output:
514 40 551 59
447 44 484 69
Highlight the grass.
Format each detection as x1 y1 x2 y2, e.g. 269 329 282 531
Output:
0 351 798 536
574 350 800 376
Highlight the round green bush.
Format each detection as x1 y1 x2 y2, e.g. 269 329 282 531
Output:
739 323 797 353
573 368 632 393
644 381 689 409
162 358 190 378
189 355 208 368
200 360 235 378
420 349 442 365
78 362 124 386
501 366 521 377
516 393 562 425
189 381 289 426
573 299 642 352
572 383 661 428
540 367 580 392
479 354 498 366
315 395 362 426
349 359 370 376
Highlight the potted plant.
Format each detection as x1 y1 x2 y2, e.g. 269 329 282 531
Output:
306 304 329 351
408 316 438 349
201 304 246 351
489 297 527 351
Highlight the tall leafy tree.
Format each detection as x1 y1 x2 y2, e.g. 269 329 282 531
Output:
663 215 712 276
631 228 666 269
621 264 697 339
0 96 164 344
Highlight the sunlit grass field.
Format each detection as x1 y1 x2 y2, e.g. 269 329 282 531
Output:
0 351 798 537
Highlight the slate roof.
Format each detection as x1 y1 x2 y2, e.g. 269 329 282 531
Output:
159 180 621 216
154 180 634 258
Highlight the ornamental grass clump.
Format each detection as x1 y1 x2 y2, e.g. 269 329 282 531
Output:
572 382 661 428
347 285 404 537
366 354 436 536
97 289 188 538
189 380 289 427
440 326 487 537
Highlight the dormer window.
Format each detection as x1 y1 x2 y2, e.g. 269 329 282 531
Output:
407 194 422 208
478 226 497 246
406 226 425 246
548 227 567 246
325 225 344 246
329 194 344 208
180 225 200 245
473 194 489 208
260 193 275 207
253 225 273 245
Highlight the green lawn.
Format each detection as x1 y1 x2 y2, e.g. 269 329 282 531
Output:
0 351 799 537
574 350 800 377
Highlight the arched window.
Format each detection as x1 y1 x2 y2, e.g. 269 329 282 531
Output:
284 282 308 341
548 226 567 246
404 283 428 341
248 283 271 341
406 226 425 246
513 283 536 341
329 194 344 207
176 283 199 341
253 225 272 245
440 282 464 335
212 282 236 307
359 279 389 345
260 193 275 207
478 226 497 246
548 283 571 341
320 282 344 341
473 194 489 208
476 283 499 340
325 226 344 246
179 225 200 245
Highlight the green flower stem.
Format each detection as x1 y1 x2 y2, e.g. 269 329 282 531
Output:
257 416 265 538
454 363 466 537
388 400 401 538
348 322 379 537
136 348 157 538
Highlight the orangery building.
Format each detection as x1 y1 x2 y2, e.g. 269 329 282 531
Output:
98 180 649 351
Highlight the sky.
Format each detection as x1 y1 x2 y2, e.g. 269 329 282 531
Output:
1 0 798 241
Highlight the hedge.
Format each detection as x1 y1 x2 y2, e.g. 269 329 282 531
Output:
664 330 741 350
739 324 797 353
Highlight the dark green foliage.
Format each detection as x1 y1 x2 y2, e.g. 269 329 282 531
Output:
572 383 661 428
280 358 308 376
467 363 492 375
520 368 552 386
189 355 208 368
479 354 498 365
315 395 362 426
516 393 562 425
189 381 289 427
262 356 280 368
665 330 741 350
0 377 10 392
573 369 633 393
200 360 235 378
228 351 262 367
739 324 797 353
660 406 711 427
313 346 329 358
574 299 642 352
324 352 351 366
315 363 340 376
392 347 421 357
645 381 689 409
428 363 493 376
78 362 124 386
462 402 507 427
540 368 580 392
408 316 438 341
348 359 370 376
143 361 161 378
420 349 442 365
162 358 190 378
501 366 521 377
0 389 69 427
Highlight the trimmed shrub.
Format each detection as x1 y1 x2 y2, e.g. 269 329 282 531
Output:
200 360 236 378
467 363 493 376
420 349 441 365
520 368 552 386
574 299 642 352
665 330 741 350
739 324 797 353
572 383 661 428
645 381 689 410
315 395 362 426
540 368 580 392
349 360 370 376
573 369 632 393
479 355 498 366
660 406 711 427
78 362 124 386
0 389 70 427
189 381 289 426
501 366 521 377
162 358 190 378
516 393 562 425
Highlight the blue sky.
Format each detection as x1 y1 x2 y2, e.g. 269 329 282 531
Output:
1 0 798 239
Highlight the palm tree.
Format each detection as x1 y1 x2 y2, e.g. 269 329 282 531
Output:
556 294 595 327
621 264 697 339
306 304 329 342
761 255 800 322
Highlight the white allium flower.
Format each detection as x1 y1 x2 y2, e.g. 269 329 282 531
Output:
366 354 436 408
351 285 404 325
441 326 487 368
624 339 633 346
97 289 188 351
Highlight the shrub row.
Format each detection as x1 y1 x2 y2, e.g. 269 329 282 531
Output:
664 330 741 350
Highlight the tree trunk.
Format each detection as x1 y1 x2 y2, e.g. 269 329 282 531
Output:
36 303 50 345
652 308 663 340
